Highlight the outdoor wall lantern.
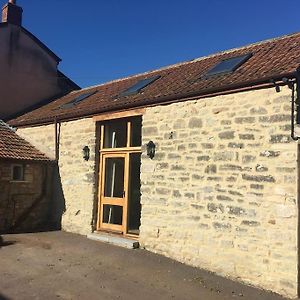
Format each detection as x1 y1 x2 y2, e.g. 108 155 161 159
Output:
83 146 90 161
147 141 156 159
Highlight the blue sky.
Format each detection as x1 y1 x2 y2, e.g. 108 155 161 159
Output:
9 0 300 88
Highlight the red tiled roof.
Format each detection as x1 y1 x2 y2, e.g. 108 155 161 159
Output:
0 121 51 161
9 32 300 127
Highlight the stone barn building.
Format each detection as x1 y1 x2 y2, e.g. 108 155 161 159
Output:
9 32 300 298
0 121 57 233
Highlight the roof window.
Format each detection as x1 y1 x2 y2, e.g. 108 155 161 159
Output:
119 75 161 97
59 91 97 109
205 53 252 77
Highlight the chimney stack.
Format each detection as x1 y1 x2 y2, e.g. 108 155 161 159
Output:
2 0 23 26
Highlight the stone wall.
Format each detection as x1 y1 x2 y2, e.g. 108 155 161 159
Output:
17 118 97 235
16 86 298 297
0 161 54 233
17 123 56 159
140 86 298 298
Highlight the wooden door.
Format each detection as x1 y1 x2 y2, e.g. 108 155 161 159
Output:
98 153 128 233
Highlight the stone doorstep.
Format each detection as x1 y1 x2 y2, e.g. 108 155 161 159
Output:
87 232 139 249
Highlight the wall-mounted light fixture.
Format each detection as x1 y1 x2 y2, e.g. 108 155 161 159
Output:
147 141 156 159
83 146 90 161
270 79 281 93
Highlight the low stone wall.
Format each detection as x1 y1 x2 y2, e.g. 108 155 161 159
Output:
17 118 97 235
140 86 298 298
0 161 53 233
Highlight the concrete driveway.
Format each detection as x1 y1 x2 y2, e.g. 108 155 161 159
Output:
0 231 289 300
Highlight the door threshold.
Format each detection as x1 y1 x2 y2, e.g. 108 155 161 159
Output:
87 231 139 249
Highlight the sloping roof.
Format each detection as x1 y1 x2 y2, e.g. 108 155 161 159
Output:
0 121 51 161
0 23 80 90
0 23 61 62
57 71 81 91
9 32 300 127
5 71 80 122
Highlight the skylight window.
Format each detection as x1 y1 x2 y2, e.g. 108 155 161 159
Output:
119 75 161 97
205 53 252 77
59 91 97 109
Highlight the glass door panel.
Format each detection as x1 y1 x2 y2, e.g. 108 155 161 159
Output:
104 158 125 198
127 153 141 235
103 120 127 148
103 205 123 225
130 117 142 147
99 153 127 233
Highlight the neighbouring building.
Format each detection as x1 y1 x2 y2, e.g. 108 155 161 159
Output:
0 121 60 233
0 0 79 120
9 32 300 298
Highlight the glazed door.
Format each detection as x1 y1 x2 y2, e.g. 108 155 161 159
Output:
99 153 128 233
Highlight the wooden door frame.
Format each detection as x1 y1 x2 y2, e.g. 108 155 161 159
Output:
96 119 142 236
98 152 128 233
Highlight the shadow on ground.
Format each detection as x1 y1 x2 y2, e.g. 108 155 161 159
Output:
0 236 16 249
0 293 11 299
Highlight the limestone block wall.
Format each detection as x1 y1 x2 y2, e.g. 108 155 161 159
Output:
17 124 56 159
17 118 97 235
58 119 96 234
140 86 298 298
